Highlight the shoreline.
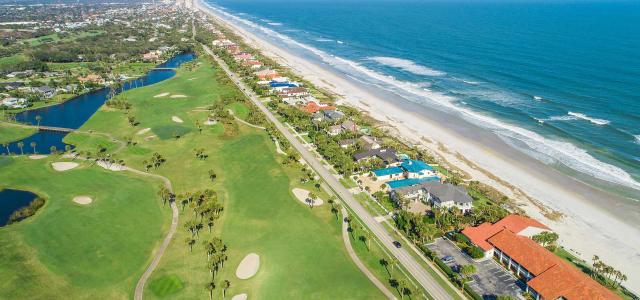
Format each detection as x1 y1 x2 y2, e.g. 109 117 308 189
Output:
194 0 640 292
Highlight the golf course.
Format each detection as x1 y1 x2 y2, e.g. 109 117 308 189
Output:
1 54 384 299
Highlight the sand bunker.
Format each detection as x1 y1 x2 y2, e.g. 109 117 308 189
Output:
52 162 78 171
153 92 170 98
236 253 260 280
144 135 157 141
292 188 324 206
28 155 47 160
231 294 247 300
97 161 125 171
73 196 92 205
170 94 187 98
171 116 183 123
136 128 151 135
203 119 217 126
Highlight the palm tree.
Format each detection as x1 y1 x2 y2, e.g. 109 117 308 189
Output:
35 115 42 127
221 280 231 299
459 264 477 290
379 258 390 276
205 281 216 300
17 141 24 155
30 141 37 154
307 192 317 209
398 279 408 299
50 146 57 154
186 237 196 252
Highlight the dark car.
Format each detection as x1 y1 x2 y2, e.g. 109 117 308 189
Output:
442 256 455 263
392 241 402 248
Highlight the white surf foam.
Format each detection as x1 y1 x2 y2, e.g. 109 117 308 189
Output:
634 135 640 145
533 95 543 101
267 22 282 26
568 112 610 126
315 38 333 42
337 40 344 44
369 56 446 77
205 3 640 191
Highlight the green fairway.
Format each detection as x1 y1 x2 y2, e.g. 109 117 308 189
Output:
0 122 36 144
58 56 383 299
0 156 168 299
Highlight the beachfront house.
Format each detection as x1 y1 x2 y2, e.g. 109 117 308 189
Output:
254 69 279 80
462 215 616 300
233 53 253 62
389 181 471 213
341 120 359 133
327 124 343 136
353 148 400 165
301 101 336 114
245 60 263 69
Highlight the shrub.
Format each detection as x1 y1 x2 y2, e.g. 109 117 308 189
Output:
434 257 455 278
464 284 483 300
465 246 485 259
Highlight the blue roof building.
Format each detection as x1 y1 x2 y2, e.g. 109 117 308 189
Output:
373 167 403 177
387 177 439 189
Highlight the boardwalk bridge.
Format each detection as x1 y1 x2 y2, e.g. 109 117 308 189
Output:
37 126 75 133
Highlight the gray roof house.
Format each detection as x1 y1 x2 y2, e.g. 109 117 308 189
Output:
353 148 399 164
33 86 56 98
391 181 473 213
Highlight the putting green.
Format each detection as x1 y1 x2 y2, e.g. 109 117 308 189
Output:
0 156 168 299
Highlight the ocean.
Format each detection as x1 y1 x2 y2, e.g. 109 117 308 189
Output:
204 0 640 199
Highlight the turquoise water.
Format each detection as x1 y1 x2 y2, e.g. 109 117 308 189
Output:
206 0 640 197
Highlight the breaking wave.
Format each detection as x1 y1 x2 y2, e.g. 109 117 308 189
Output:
568 112 610 126
369 56 446 77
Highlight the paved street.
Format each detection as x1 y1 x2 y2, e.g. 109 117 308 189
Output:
427 238 523 299
203 45 456 300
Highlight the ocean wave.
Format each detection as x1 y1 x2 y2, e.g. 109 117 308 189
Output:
205 3 640 191
544 115 579 122
369 56 446 77
337 40 344 44
315 38 333 42
635 135 640 145
568 112 610 125
533 95 543 101
267 22 283 26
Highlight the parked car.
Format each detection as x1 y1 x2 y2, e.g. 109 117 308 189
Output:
442 256 454 263
392 241 402 248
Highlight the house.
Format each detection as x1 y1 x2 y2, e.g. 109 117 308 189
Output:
300 101 336 114
1 97 27 109
233 53 253 61
338 138 357 148
353 148 399 164
278 87 309 98
374 159 436 181
33 86 56 98
359 135 380 150
0 81 25 91
420 181 473 213
327 124 343 136
341 120 359 133
462 214 551 259
142 51 161 61
245 60 263 69
322 109 344 122
212 39 234 47
462 217 618 300
254 69 278 80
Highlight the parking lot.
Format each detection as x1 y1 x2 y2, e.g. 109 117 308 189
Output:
426 238 524 299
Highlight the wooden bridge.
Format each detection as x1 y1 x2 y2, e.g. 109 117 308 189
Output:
38 126 75 133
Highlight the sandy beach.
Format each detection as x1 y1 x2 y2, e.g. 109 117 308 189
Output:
195 0 640 291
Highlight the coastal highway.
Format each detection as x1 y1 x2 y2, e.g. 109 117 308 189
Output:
203 45 454 300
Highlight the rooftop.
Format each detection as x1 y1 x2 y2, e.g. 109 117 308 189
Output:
488 230 619 300
373 166 404 177
462 215 550 251
400 159 434 173
419 181 473 204
387 177 439 189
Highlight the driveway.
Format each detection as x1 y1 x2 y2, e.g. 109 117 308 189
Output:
427 238 523 299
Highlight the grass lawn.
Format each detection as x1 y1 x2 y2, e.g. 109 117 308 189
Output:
0 53 28 71
0 155 169 299
60 55 383 299
225 101 249 120
0 122 36 144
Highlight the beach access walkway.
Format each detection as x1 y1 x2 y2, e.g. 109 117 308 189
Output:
204 44 456 300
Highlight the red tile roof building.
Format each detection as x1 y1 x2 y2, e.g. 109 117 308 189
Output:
300 101 336 114
463 216 619 300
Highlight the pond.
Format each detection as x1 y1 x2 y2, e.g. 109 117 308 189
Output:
1 53 196 155
0 188 39 226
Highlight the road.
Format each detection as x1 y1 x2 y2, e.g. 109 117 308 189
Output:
203 45 454 300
